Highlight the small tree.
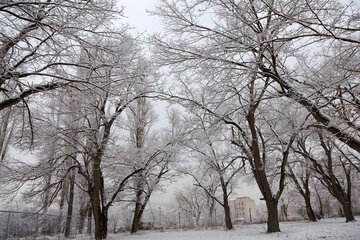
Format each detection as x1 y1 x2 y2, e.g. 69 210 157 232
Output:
176 187 206 227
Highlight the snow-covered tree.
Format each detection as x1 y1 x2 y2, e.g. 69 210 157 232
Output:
0 0 123 111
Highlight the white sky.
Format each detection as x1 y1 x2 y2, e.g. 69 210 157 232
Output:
122 0 162 34
121 0 263 207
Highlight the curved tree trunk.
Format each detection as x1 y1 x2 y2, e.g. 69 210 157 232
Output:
340 200 355 222
131 185 157 233
304 195 317 222
245 102 287 233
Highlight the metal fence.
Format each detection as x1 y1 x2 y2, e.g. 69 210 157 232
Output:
0 209 225 239
0 210 93 240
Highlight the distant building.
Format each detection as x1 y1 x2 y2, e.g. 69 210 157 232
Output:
229 197 256 223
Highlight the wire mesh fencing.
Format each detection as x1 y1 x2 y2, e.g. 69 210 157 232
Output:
0 210 94 240
0 208 225 239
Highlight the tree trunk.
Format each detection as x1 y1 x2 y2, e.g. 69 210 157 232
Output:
93 208 107 240
87 206 92 235
247 106 282 232
130 200 142 233
304 195 317 222
43 162 53 214
65 167 76 237
266 199 280 233
91 201 108 239
195 213 201 226
220 179 233 230
57 179 69 234
280 203 288 221
315 189 324 219
131 177 145 234
224 203 232 230
91 192 107 240
57 197 64 234
0 108 14 165
90 153 108 240
131 189 153 233
78 201 90 234
340 200 355 222
208 202 214 227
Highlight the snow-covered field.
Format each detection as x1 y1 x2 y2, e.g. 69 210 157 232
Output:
106 218 360 240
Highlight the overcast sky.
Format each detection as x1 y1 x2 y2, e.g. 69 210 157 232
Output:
122 0 162 34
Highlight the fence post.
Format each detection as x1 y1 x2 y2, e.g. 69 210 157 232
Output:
5 212 11 239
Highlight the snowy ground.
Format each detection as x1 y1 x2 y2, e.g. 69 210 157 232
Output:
106 217 360 240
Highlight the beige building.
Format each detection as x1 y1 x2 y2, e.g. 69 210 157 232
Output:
229 197 256 222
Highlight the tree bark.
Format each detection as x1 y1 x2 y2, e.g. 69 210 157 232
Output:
207 199 215 227
57 176 69 233
130 194 142 233
78 201 90 234
266 199 280 233
195 212 201 226
339 199 355 222
221 180 233 230
65 166 76 237
224 202 232 230
131 186 156 233
87 205 92 235
89 151 108 240
314 187 324 219
304 194 317 222
92 205 107 240
91 193 108 240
